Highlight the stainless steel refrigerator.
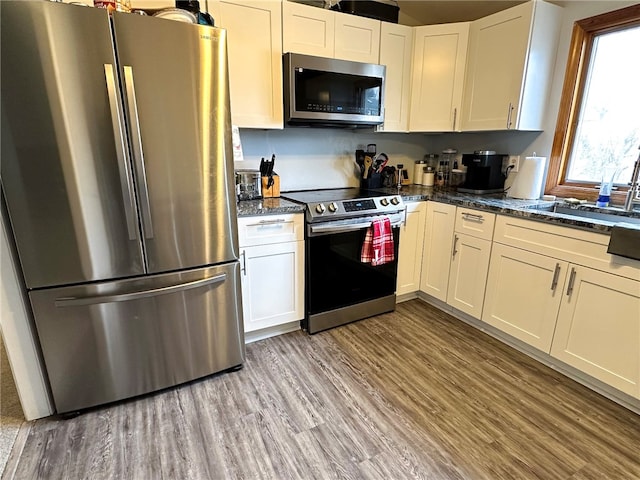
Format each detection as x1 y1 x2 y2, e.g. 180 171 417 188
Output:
1 1 244 414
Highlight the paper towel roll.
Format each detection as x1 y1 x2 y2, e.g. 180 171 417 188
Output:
507 156 546 199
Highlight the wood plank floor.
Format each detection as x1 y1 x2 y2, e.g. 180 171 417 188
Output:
4 300 640 479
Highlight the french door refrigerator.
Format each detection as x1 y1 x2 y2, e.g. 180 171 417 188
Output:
1 1 244 414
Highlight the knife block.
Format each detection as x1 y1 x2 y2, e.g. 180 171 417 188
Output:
261 174 280 198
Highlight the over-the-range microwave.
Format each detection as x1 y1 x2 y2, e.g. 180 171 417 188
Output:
283 52 386 128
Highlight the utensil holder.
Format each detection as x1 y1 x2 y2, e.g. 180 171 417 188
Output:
360 172 382 190
261 175 280 198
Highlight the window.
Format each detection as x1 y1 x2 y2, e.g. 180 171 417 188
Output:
545 4 640 203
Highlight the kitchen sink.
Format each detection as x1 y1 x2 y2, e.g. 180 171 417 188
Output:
552 205 640 225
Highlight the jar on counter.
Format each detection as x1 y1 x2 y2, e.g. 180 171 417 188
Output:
450 168 466 188
422 166 435 187
413 160 426 185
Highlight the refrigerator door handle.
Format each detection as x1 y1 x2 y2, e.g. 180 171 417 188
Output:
54 273 227 307
104 64 138 241
122 65 154 239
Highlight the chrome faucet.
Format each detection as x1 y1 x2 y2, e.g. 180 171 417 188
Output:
624 146 640 212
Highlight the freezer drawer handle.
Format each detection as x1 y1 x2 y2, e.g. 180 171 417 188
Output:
123 66 154 239
104 64 138 241
54 273 226 307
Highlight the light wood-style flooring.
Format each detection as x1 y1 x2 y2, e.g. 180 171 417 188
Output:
3 300 640 479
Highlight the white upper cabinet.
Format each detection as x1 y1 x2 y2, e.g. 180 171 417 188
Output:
209 0 283 129
282 1 381 64
334 13 381 63
282 1 335 57
409 22 469 132
377 22 413 132
460 0 562 131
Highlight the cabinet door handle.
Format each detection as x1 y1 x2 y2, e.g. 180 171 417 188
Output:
452 234 459 259
462 212 484 222
566 267 577 296
241 250 247 276
550 263 561 291
506 102 514 129
452 107 457 131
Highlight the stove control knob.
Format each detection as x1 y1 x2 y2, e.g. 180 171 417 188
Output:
380 198 389 206
328 202 338 213
390 197 400 205
315 203 326 214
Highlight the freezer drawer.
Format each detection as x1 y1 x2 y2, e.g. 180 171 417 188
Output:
29 263 244 413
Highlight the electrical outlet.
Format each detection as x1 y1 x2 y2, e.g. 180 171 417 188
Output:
508 155 520 172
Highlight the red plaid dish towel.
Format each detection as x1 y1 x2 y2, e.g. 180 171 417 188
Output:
360 217 394 266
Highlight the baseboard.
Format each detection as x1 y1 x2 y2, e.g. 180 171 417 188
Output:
244 321 301 344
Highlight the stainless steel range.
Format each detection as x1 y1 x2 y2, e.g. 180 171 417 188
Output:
282 188 405 334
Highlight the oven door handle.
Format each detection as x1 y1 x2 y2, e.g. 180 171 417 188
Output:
309 216 404 236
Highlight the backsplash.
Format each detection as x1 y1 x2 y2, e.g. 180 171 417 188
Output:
236 128 550 192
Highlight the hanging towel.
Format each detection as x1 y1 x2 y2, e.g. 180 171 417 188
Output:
360 217 394 266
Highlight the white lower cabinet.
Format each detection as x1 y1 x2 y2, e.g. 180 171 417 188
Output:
447 232 491 318
396 202 426 296
419 202 456 301
240 241 304 332
482 243 567 353
550 266 640 399
237 214 304 334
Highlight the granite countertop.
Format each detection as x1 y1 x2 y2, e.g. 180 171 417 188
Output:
378 185 640 234
236 187 640 234
236 197 305 217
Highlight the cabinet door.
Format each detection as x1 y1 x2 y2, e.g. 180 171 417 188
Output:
282 1 335 57
551 266 640 398
461 2 532 131
447 233 491 318
211 0 283 128
409 22 469 132
396 202 426 296
377 22 413 133
240 241 304 333
420 202 456 302
334 14 380 63
482 244 567 353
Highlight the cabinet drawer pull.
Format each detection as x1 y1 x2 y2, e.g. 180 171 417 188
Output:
550 263 560 291
452 107 457 131
452 234 459 259
241 250 247 276
506 102 514 129
462 212 484 222
566 267 577 296
247 218 288 227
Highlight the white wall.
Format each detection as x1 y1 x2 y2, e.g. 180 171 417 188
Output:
235 128 431 189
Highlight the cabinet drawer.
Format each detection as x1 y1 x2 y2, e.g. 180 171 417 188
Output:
455 207 495 240
238 214 304 247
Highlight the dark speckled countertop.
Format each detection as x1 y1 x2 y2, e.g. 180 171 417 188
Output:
237 186 640 234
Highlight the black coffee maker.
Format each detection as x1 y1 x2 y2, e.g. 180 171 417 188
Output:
458 151 509 194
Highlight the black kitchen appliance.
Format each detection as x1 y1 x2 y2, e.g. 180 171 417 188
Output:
458 151 509 194
281 188 404 334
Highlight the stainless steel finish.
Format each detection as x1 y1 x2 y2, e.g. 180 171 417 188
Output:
462 212 485 222
304 196 404 223
566 267 577 296
283 52 386 127
624 146 640 212
104 63 138 241
112 12 238 272
2 2 244 414
452 234 459 259
235 169 262 201
553 206 640 225
55 273 226 307
241 250 247 275
122 65 154 239
29 263 244 413
452 107 457 131
1 2 145 288
457 187 506 194
307 294 396 334
257 218 287 225
551 263 561 291
307 212 405 237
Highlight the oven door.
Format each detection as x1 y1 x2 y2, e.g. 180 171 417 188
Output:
304 213 403 333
